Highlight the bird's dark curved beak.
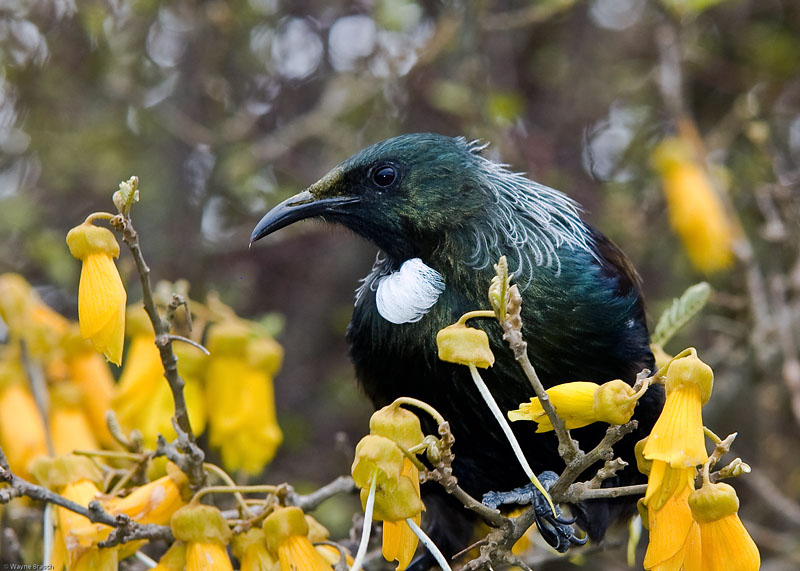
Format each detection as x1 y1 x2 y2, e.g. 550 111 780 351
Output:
250 190 360 245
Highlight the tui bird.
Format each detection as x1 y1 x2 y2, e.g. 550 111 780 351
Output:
251 133 664 566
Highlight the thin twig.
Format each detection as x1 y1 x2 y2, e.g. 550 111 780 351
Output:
112 211 206 490
291 476 357 512
168 334 209 355
550 421 638 498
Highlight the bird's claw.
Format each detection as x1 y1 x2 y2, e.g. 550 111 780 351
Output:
481 471 587 553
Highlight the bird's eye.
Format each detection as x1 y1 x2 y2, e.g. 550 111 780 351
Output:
372 165 397 188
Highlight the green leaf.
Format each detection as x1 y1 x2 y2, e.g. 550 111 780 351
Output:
652 282 711 347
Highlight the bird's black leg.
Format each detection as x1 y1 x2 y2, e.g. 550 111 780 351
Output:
482 471 588 553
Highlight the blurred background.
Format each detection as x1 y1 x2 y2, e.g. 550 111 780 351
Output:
1 0 799 568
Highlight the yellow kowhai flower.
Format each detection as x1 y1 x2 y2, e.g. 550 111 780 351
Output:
49 383 100 456
0 374 48 479
508 379 646 432
368 405 425 570
436 321 495 368
263 507 333 571
651 136 735 274
644 459 696 512
113 307 206 447
103 462 190 526
31 456 116 570
644 460 699 570
351 435 424 524
304 515 355 568
232 528 279 571
643 351 712 468
66 221 127 365
688 478 760 571
381 457 422 570
170 504 234 571
643 480 699 570
150 541 187 571
65 334 116 447
205 320 282 474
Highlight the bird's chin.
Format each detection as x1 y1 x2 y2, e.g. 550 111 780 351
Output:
250 190 360 243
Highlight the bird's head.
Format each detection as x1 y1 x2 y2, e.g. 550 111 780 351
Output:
251 133 594 280
251 133 488 262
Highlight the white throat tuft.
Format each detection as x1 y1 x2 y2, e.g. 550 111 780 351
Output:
375 258 445 324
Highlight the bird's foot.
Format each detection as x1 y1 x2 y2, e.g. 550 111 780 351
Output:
482 471 588 553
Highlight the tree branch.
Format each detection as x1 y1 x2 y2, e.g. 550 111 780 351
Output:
110 213 206 490
0 464 172 547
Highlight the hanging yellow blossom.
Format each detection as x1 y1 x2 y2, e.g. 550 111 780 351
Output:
651 136 735 274
351 435 424 524
644 459 696 512
508 379 645 432
65 337 116 448
66 222 127 365
262 507 333 571
688 479 760 571
103 462 190 526
436 322 495 368
643 352 712 467
367 405 425 570
31 456 116 571
170 504 234 571
232 528 279 571
0 356 48 479
49 383 100 456
205 320 283 474
644 484 701 571
381 457 422 570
